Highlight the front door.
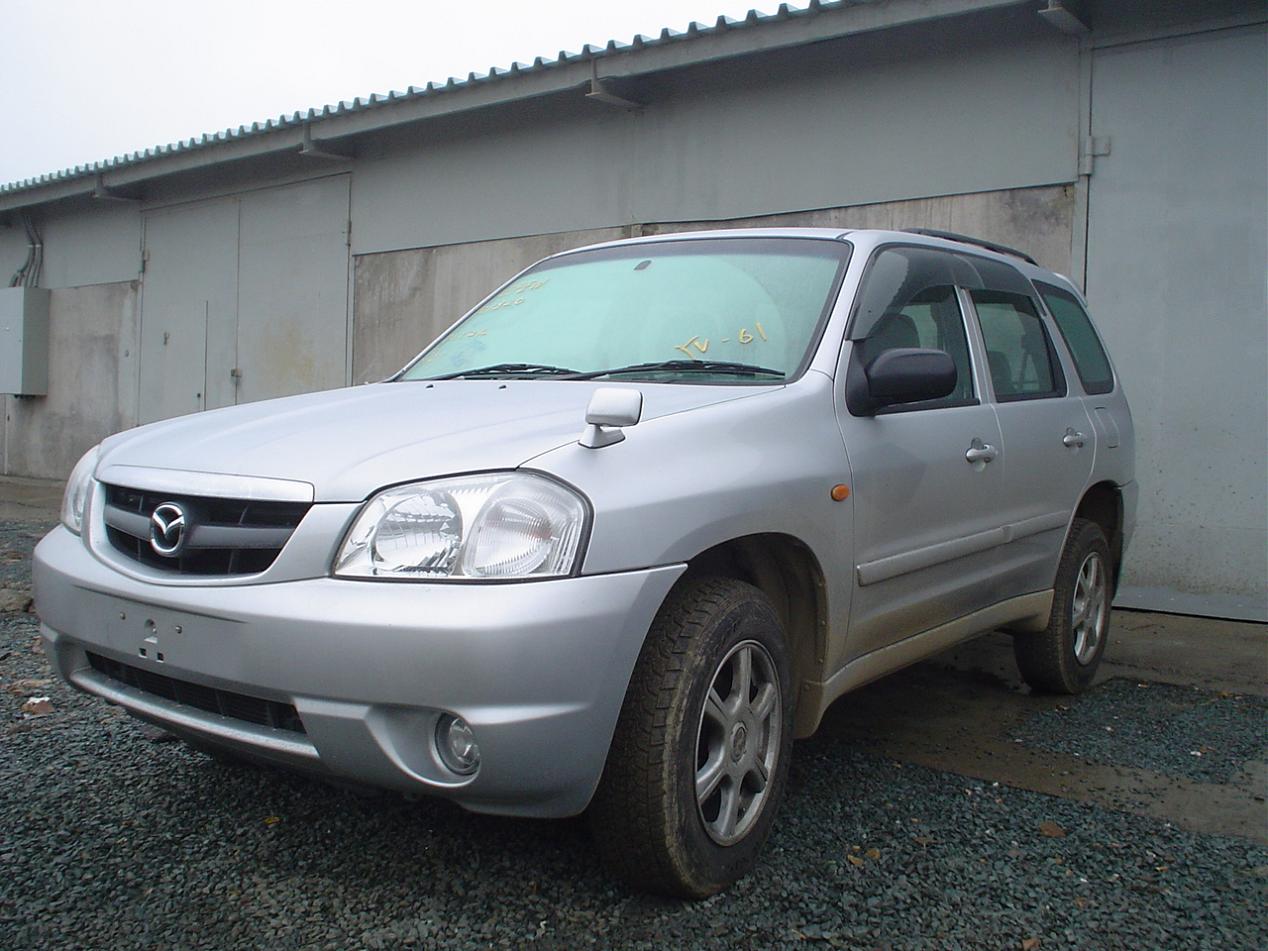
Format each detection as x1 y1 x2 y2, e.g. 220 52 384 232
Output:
836 246 1007 662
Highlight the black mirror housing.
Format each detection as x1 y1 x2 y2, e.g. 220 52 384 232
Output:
846 346 958 415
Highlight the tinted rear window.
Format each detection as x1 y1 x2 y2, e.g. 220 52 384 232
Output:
1035 281 1114 395
972 290 1065 401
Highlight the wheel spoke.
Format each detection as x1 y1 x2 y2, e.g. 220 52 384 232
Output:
750 682 777 723
696 751 726 802
717 779 741 839
734 647 753 707
750 753 770 789
703 688 729 729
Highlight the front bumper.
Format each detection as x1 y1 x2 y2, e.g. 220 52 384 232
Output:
34 526 684 817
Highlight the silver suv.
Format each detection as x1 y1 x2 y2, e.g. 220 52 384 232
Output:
34 228 1135 897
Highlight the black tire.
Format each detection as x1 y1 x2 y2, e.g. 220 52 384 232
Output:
588 576 794 898
1014 518 1113 694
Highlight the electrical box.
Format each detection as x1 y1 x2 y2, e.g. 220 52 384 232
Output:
0 286 51 396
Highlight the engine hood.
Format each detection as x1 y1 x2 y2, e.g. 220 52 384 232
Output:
97 380 771 501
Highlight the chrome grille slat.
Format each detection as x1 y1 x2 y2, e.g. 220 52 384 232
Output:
102 483 310 576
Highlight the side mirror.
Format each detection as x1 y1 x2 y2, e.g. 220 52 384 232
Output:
848 347 957 415
579 387 643 448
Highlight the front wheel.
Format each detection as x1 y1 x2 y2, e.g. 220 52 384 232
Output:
589 576 794 898
1014 518 1113 694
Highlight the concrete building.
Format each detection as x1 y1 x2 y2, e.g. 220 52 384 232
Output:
1 0 1264 620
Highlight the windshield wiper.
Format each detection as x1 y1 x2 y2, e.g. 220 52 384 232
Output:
570 359 786 380
427 362 581 380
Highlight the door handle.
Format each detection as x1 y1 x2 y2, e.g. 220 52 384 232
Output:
1062 428 1086 448
965 439 998 465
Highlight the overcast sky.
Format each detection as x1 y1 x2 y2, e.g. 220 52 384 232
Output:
0 0 761 187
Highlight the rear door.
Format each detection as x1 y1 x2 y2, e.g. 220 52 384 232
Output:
967 284 1094 598
836 245 1006 662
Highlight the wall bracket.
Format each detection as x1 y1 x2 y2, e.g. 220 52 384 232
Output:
300 124 353 161
586 61 644 110
1038 0 1090 35
93 174 138 202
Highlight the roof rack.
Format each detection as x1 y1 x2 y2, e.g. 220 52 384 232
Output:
901 228 1038 266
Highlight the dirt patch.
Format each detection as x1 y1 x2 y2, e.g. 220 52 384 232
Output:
1011 678 1268 784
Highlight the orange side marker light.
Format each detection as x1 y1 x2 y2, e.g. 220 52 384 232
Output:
830 484 850 502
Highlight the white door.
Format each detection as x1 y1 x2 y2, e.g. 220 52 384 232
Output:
1085 25 1268 620
235 176 351 404
138 176 351 424
138 199 239 423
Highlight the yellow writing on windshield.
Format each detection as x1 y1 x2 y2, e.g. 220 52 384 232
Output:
476 278 550 314
674 322 770 359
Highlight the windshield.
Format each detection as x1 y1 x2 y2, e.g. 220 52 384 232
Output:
400 238 851 384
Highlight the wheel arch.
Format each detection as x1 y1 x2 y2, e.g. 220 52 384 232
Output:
676 533 830 725
1073 481 1125 591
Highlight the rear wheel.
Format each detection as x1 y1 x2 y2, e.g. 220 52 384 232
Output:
589 576 793 898
1014 518 1112 693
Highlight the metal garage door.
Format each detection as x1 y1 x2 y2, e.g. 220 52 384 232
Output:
137 198 239 423
235 177 351 405
138 175 350 423
1085 25 1267 620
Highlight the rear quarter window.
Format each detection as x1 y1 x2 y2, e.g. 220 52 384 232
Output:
1035 280 1114 395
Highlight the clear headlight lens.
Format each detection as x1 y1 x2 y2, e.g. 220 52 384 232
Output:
334 472 587 580
61 445 101 535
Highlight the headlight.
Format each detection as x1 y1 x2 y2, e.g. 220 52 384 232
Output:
61 445 101 535
334 472 588 580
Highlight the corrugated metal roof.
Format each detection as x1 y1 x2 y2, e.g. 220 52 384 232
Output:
1 1 862 198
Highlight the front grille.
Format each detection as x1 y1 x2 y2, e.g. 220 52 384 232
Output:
102 484 310 576
86 652 305 733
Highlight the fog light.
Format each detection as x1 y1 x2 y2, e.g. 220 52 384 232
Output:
436 714 480 775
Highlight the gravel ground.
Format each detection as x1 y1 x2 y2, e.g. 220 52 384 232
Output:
1011 679 1268 784
0 520 42 607
3 521 1266 950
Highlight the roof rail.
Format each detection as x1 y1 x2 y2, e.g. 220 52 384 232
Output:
901 228 1038 266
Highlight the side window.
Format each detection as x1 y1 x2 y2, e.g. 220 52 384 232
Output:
852 248 976 408
1034 280 1114 395
971 290 1066 401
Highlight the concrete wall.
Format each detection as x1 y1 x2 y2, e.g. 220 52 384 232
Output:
39 202 142 289
0 222 28 283
642 185 1075 276
351 10 1078 256
1 201 141 290
351 184 1075 383
2 281 139 478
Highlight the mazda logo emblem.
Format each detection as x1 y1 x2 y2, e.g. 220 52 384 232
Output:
150 502 188 557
